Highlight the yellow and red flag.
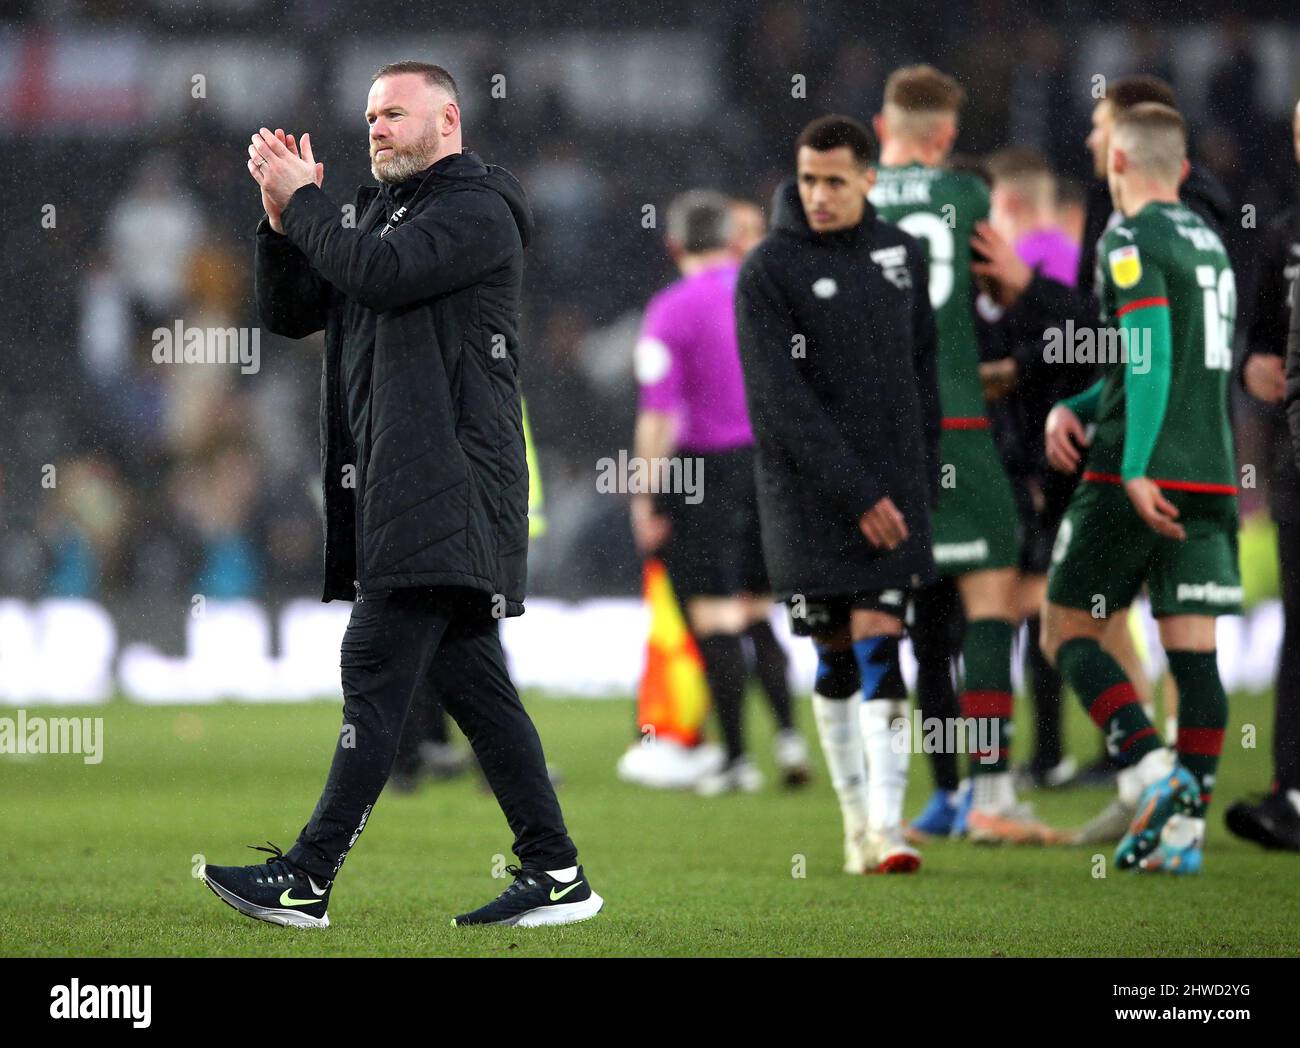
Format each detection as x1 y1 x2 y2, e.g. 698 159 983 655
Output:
637 559 710 746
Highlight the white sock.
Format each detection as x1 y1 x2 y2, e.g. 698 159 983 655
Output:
812 691 869 838
1287 789 1300 818
1164 715 1178 745
972 770 1015 813
546 866 578 883
1117 747 1175 807
861 698 910 833
1161 813 1204 849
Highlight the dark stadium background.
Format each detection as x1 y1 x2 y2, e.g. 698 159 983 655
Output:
0 0 1295 694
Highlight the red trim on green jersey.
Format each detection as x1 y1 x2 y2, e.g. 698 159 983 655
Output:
941 417 989 430
1115 296 1170 317
1082 471 1238 496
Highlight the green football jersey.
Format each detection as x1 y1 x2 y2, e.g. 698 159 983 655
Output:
1090 201 1237 491
870 163 990 420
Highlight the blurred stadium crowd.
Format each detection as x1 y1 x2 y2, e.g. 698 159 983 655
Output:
2 0 1298 604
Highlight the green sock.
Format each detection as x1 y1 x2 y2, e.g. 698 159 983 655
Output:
960 619 1014 775
1057 637 1160 764
1166 650 1227 813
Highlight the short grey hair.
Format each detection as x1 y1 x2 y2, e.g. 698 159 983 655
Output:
372 61 459 105
666 190 733 253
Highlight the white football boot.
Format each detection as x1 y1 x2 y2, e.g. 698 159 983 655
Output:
695 756 764 797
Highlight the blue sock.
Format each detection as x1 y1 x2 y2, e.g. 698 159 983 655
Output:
852 635 903 700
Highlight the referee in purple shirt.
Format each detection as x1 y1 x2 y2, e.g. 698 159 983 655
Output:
630 191 810 795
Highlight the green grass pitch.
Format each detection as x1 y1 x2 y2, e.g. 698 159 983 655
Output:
3 689 1298 957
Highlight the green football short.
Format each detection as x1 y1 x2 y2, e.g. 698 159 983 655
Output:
931 427 1020 577
1046 479 1241 617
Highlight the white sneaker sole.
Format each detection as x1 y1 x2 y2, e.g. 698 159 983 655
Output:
513 890 604 927
201 866 330 929
453 891 606 928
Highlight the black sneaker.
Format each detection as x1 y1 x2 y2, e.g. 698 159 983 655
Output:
1073 753 1121 788
1015 755 1078 791
1225 793 1300 852
200 842 332 928
452 865 603 928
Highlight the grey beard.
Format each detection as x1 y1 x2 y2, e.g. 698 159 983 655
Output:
372 145 437 184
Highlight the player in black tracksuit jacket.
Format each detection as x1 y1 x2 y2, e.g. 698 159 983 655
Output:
1225 162 1300 852
735 116 940 873
738 182 940 605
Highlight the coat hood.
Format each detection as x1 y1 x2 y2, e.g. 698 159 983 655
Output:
769 177 873 245
438 151 535 249
770 178 810 236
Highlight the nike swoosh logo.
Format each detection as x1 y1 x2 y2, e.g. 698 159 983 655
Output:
308 876 328 896
280 889 320 907
549 880 584 902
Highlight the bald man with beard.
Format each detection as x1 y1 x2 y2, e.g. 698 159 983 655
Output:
199 62 602 929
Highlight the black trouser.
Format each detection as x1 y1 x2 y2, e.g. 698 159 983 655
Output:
285 587 577 880
911 578 965 793
393 677 452 774
1276 521 1300 792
